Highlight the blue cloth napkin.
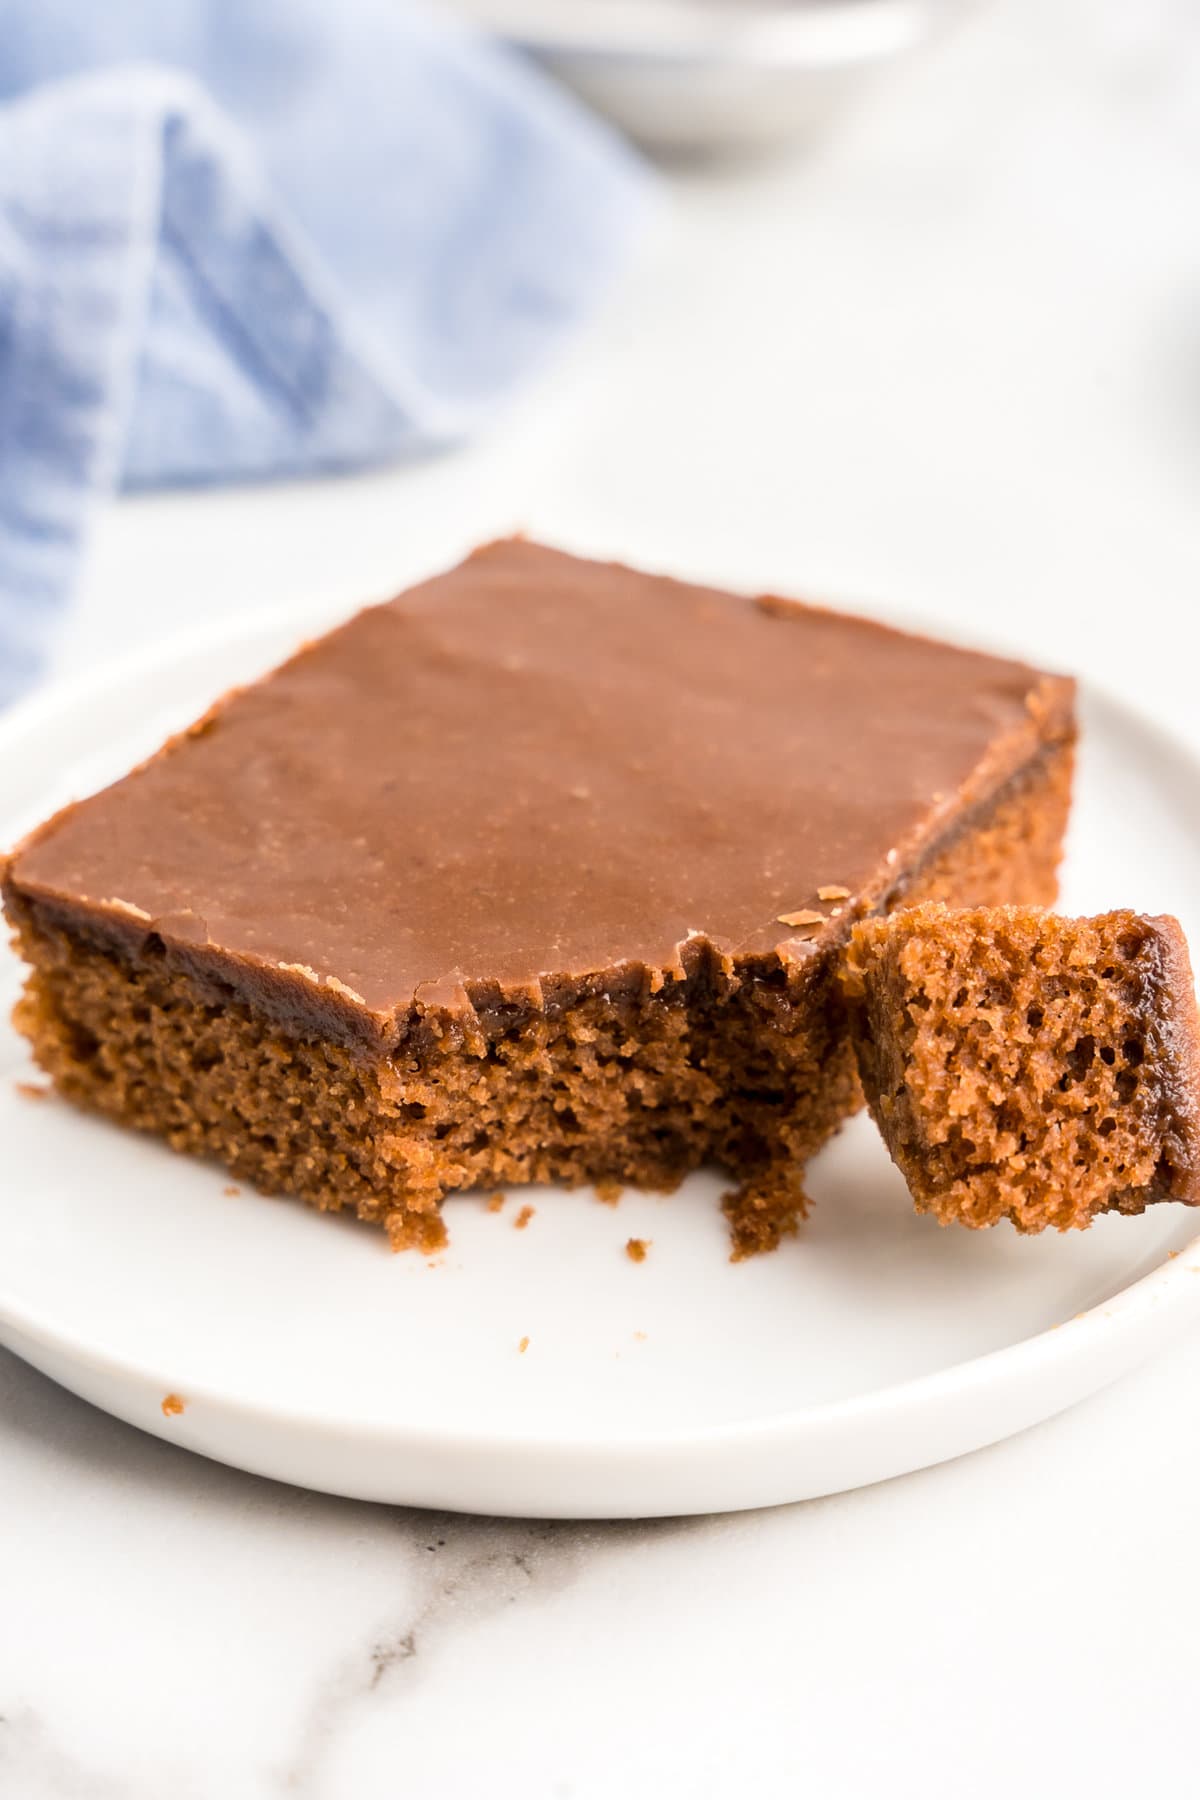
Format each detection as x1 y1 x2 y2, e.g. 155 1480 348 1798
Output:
0 0 649 703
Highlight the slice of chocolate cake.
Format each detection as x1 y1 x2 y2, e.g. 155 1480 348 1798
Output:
2 541 1076 1255
844 904 1200 1232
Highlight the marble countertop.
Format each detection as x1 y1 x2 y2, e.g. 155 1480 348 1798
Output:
5 0 1200 1793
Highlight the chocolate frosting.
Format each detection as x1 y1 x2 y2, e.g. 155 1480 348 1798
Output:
8 541 1074 1028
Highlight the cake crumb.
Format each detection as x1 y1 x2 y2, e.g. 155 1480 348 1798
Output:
101 896 151 922
161 1393 186 1418
723 1181 809 1260
625 1237 649 1263
223 1184 240 1197
15 1080 50 1101
633 1330 647 1342
817 884 851 901
777 909 824 929
518 1335 530 1354
514 1204 535 1231
487 1192 506 1213
383 1208 448 1255
595 1178 623 1206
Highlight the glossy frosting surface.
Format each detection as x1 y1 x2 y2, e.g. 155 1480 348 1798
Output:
10 541 1072 1020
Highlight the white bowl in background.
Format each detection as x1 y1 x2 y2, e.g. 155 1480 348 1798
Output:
448 0 974 155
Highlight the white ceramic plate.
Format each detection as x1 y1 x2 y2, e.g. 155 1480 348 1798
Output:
2 614 1199 1519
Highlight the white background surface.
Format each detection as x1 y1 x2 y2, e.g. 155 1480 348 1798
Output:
5 0 1200 1792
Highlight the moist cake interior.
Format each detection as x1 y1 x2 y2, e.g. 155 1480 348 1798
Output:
844 904 1200 1232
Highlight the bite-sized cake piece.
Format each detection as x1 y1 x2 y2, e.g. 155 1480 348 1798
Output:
3 540 1076 1256
844 904 1200 1232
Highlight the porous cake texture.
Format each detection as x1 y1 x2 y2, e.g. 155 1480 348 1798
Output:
844 905 1200 1232
3 541 1077 1255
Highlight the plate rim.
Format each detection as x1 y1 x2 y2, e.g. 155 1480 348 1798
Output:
4 1213 1200 1456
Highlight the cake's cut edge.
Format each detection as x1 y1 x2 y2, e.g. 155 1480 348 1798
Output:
2 725 1076 1258
843 903 1200 1234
